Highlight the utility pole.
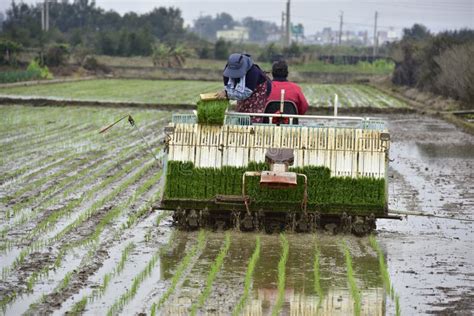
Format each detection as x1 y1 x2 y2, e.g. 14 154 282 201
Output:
281 11 285 44
41 0 49 31
285 0 291 47
338 11 343 45
373 11 378 57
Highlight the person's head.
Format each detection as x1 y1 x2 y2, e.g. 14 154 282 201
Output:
272 60 289 79
223 53 254 78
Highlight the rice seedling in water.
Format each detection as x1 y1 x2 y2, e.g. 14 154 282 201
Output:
271 234 289 316
369 234 393 297
69 297 87 315
190 232 231 316
5 159 154 299
313 244 324 310
369 235 402 315
395 294 401 316
232 235 261 316
343 241 361 316
106 250 159 316
151 230 207 315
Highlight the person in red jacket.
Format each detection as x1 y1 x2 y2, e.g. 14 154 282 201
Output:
267 60 309 115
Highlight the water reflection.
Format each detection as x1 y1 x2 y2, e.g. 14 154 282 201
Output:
160 231 386 315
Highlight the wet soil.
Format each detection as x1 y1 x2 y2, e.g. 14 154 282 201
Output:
0 109 472 315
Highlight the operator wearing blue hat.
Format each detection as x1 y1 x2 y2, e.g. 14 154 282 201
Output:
217 53 271 122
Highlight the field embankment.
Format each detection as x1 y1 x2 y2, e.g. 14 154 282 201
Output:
0 79 413 114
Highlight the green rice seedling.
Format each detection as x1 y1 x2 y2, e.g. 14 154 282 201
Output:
272 234 289 316
7 140 141 232
343 241 361 316
69 296 87 315
70 242 135 314
0 79 221 104
151 230 207 313
313 244 323 309
109 230 187 315
10 159 151 289
395 294 401 316
190 232 231 315
197 99 229 125
164 161 386 215
232 236 261 316
0 292 16 312
115 243 135 276
57 271 73 293
53 157 155 243
69 164 161 249
27 145 162 241
106 251 160 316
6 156 150 273
369 235 392 297
7 154 98 215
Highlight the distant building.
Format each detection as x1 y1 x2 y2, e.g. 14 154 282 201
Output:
387 28 399 42
216 26 249 42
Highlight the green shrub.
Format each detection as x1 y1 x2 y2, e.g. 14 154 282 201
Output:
27 60 53 79
45 43 70 67
0 60 52 83
197 99 229 125
0 39 23 65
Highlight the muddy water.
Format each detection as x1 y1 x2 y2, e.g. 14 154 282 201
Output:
379 114 474 315
153 114 473 316
1 110 473 315
158 232 384 316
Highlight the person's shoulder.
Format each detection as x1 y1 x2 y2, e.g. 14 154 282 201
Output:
249 64 264 74
289 81 301 90
286 81 303 90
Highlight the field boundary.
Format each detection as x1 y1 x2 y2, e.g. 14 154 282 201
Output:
0 94 416 114
0 95 194 111
0 76 96 89
109 66 383 84
370 83 474 135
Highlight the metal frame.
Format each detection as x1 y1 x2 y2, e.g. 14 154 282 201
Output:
225 111 372 122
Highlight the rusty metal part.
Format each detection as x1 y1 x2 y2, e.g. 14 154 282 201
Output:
260 170 297 188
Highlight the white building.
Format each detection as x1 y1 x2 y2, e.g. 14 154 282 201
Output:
216 26 250 42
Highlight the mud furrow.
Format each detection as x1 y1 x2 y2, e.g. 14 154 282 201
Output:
0 128 163 238
0 159 162 311
0 116 163 189
20 166 164 315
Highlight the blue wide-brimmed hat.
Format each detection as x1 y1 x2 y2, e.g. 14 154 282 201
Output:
223 53 254 78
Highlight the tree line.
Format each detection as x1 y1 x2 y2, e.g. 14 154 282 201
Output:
1 0 188 56
391 24 474 105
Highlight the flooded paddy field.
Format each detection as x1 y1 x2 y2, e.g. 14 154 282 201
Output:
0 105 472 315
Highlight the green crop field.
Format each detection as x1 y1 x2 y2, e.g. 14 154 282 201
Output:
95 56 394 75
0 104 401 315
0 79 408 108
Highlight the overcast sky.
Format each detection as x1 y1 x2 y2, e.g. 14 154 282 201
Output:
2 0 473 35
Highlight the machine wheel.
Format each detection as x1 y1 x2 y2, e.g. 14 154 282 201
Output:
351 216 372 236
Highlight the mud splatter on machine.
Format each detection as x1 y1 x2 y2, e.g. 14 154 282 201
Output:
160 97 399 234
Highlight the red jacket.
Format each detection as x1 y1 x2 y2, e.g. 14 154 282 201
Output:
267 79 309 114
